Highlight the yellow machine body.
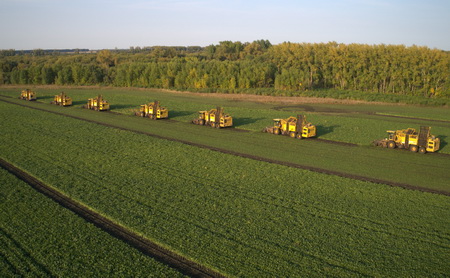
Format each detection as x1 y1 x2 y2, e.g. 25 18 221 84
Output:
264 115 316 139
374 127 440 154
19 89 37 101
192 107 233 128
51 92 72 106
85 95 110 111
137 101 168 119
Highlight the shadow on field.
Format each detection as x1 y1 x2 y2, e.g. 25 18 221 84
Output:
234 117 265 127
38 95 54 100
169 110 194 118
316 125 340 136
109 104 137 110
72 100 87 106
439 135 447 150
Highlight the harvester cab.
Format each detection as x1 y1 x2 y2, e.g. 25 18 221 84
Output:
374 126 440 154
209 107 233 128
192 107 233 128
264 114 316 139
295 115 316 138
137 101 169 119
19 89 37 101
51 92 72 106
85 95 110 111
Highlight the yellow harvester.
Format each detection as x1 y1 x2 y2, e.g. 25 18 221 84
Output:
50 92 72 106
263 115 316 139
373 126 440 154
192 107 233 128
84 95 110 111
19 89 37 101
136 101 168 119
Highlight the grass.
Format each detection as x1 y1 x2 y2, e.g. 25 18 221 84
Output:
0 168 186 277
0 100 449 277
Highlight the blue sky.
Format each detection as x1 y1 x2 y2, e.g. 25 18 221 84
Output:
1 0 449 50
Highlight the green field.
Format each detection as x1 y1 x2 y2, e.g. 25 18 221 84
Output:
2 87 449 149
0 168 186 277
1 95 449 277
1 88 449 193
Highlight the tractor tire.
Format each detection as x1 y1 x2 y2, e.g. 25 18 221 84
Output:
289 132 296 138
274 128 280 135
388 141 396 149
211 122 216 128
199 119 205 125
296 133 303 139
409 145 418 152
419 147 427 154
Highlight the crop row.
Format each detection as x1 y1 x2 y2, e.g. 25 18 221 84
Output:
3 95 449 192
0 167 186 277
2 87 449 152
1 101 449 277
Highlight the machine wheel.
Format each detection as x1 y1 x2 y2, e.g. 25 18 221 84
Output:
409 145 418 152
211 122 216 128
388 141 396 149
419 147 427 154
198 119 204 125
296 133 303 139
289 132 296 138
274 128 280 135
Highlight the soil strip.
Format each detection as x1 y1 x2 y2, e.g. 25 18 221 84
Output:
2 97 449 196
0 158 226 278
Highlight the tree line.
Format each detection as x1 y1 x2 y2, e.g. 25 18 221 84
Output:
1 40 448 98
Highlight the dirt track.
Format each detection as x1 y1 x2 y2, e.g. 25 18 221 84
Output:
0 158 226 278
2 97 449 196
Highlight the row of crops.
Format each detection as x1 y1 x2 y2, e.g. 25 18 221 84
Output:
3 87 450 150
0 167 186 277
1 100 449 277
2 91 449 193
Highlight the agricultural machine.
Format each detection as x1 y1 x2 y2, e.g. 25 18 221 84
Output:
19 89 37 101
136 101 168 119
192 107 233 128
83 95 110 111
263 115 316 139
50 92 72 106
373 126 440 154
